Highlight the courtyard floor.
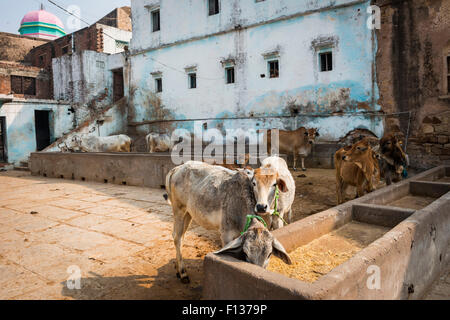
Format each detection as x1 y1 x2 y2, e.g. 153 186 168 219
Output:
0 170 220 300
0 170 448 300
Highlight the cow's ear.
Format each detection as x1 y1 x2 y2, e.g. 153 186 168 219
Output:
354 162 363 170
272 238 292 265
215 236 244 256
316 131 320 137
304 132 309 136
277 178 288 193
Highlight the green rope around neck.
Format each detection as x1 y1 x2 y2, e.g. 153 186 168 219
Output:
241 186 288 235
241 215 267 235
272 185 288 226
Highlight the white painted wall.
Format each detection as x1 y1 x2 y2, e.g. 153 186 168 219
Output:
52 50 127 126
129 0 383 141
131 0 367 52
0 99 73 164
99 24 132 55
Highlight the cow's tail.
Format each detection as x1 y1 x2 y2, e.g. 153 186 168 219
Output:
163 167 177 206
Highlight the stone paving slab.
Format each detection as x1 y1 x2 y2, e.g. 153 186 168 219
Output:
0 171 220 300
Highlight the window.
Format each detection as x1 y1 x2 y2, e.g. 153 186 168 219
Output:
61 45 69 55
188 73 197 89
225 67 235 84
268 60 279 78
115 40 129 50
255 0 265 2
320 51 333 72
152 10 160 32
11 76 36 96
39 54 45 67
208 0 220 16
155 78 162 93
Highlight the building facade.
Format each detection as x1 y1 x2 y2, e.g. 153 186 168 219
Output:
128 0 383 142
0 7 133 166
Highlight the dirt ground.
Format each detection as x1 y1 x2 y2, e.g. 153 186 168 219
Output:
289 168 337 222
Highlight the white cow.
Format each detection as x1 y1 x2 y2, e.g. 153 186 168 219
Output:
70 134 132 152
146 133 172 153
248 156 295 230
165 161 292 283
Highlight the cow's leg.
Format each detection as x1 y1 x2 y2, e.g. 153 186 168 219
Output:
272 216 284 230
356 183 365 198
293 152 297 171
221 230 241 247
336 178 344 204
385 171 392 186
286 208 292 224
172 208 192 284
301 157 306 171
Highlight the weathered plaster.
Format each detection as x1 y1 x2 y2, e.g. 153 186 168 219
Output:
0 99 73 164
129 0 383 141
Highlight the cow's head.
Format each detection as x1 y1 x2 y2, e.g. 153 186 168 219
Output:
380 134 407 166
304 128 320 145
248 167 288 214
342 138 371 162
65 135 82 151
215 218 292 268
341 138 378 181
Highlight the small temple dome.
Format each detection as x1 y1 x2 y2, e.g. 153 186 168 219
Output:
19 9 66 40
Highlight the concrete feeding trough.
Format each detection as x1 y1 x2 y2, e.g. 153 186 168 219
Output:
203 166 450 300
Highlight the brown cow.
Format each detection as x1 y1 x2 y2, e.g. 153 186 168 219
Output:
266 127 319 171
212 153 250 171
335 138 380 204
379 133 408 185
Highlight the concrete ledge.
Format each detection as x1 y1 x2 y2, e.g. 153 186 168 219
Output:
410 181 450 198
352 204 415 228
30 152 177 189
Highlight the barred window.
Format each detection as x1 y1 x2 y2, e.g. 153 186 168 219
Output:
11 76 36 96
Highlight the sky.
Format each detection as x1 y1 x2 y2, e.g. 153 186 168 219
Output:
0 0 131 35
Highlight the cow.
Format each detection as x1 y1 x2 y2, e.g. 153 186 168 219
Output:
338 128 378 147
266 127 319 171
379 133 408 185
164 161 292 283
212 153 250 171
69 134 132 152
146 133 172 153
250 156 296 229
335 138 380 204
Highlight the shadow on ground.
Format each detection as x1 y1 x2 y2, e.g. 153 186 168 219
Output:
60 258 204 300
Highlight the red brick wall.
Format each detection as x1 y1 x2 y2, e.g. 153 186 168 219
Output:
26 24 103 99
0 32 49 63
97 7 132 32
0 62 51 99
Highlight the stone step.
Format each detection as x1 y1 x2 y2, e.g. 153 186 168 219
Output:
14 166 30 172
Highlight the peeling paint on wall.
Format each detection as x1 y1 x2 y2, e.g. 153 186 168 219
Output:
129 0 383 141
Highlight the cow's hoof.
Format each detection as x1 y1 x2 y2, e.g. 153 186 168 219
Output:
302 168 307 172
180 276 190 284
